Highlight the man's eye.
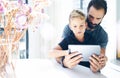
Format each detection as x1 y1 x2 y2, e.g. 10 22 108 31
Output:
89 15 94 19
97 18 101 20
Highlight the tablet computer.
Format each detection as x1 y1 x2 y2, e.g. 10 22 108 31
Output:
68 45 100 61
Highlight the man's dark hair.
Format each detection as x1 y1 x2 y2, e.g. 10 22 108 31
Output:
87 0 107 15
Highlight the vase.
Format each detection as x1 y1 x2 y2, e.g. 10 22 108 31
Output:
0 41 19 78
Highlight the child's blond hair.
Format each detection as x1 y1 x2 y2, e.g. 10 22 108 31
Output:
69 9 86 22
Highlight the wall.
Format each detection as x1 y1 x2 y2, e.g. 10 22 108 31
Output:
117 0 120 21
101 0 116 60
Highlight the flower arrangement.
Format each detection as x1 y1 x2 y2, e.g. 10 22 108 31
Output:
0 0 51 77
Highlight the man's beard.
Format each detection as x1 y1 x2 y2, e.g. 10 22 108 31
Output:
86 18 101 29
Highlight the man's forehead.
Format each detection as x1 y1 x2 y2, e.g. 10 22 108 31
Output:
88 6 105 18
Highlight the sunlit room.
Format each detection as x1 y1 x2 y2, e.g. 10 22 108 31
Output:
0 0 120 78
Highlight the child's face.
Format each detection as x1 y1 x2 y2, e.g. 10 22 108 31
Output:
70 18 86 37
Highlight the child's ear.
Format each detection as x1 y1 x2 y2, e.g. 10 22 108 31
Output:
69 24 72 29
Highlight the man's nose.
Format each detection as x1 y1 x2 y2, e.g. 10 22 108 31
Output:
91 19 98 25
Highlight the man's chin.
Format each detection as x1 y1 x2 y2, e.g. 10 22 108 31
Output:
92 25 96 28
88 25 95 29
89 24 98 29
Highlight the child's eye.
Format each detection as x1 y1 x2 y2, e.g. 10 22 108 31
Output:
80 25 84 27
74 25 77 28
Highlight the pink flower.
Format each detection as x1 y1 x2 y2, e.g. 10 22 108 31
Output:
0 3 4 13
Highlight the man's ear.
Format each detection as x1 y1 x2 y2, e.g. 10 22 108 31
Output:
85 22 88 28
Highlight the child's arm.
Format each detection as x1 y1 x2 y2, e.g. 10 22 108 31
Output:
49 45 68 58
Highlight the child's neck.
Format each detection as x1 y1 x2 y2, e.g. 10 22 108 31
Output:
76 35 84 42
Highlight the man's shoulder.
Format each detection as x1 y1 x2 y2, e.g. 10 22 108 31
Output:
64 24 70 29
97 25 108 35
62 24 72 38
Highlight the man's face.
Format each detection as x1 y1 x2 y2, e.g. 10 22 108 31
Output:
87 6 105 29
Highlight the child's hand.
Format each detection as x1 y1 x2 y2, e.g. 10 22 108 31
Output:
63 52 83 69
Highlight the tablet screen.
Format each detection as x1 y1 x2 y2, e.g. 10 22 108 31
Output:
68 45 100 61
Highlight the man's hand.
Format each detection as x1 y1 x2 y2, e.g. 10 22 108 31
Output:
99 55 108 68
63 52 83 69
89 54 107 73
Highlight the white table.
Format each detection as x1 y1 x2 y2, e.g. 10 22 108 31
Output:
13 59 108 78
101 61 120 78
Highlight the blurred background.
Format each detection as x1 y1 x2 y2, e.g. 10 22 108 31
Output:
2 0 119 61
